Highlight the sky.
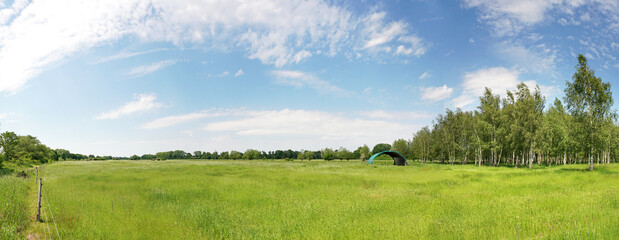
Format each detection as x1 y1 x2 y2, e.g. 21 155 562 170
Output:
1 0 618 157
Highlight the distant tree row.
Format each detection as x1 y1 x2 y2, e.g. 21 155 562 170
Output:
391 54 616 170
0 131 122 168
130 145 382 161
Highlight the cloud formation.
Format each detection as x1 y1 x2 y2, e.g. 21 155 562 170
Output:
272 70 351 95
234 69 244 77
358 110 432 120
136 108 426 152
361 12 427 56
0 0 427 93
203 109 419 139
420 85 454 102
463 0 619 36
142 109 249 129
142 112 210 129
96 93 163 120
128 60 178 77
93 48 170 64
451 67 557 108
494 41 556 74
418 72 430 80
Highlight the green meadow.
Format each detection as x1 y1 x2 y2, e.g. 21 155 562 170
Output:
0 169 30 239
5 160 619 239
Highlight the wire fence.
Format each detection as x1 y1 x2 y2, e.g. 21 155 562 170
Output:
36 165 62 240
41 193 51 240
43 189 61 240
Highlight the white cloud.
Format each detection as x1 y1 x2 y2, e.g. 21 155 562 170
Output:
292 50 312 63
451 94 476 109
527 33 543 41
0 0 427 93
96 93 163 120
462 67 520 97
451 67 558 108
418 72 430 79
362 12 406 49
272 70 351 95
203 109 420 142
0 0 28 25
87 108 429 155
0 112 18 124
420 85 454 101
234 68 244 77
93 48 170 64
128 59 178 77
361 12 427 56
469 38 475 44
143 112 209 129
462 0 556 36
462 0 619 37
494 41 556 73
218 71 230 77
142 109 249 129
358 110 432 120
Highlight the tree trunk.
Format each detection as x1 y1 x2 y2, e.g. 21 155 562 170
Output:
589 145 594 171
515 156 518 168
563 152 566 165
528 146 533 169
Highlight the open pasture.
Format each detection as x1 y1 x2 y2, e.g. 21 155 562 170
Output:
26 160 619 239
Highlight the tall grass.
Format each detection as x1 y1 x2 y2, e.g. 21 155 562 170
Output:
36 160 618 239
0 169 30 239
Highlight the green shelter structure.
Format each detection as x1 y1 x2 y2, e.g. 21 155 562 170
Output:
368 151 407 166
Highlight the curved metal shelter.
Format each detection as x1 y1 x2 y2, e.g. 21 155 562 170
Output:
368 151 407 166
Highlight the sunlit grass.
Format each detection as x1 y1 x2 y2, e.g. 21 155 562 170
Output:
0 169 30 239
31 160 619 239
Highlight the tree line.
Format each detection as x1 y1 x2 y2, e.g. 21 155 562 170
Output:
394 54 615 170
129 144 393 161
0 131 124 168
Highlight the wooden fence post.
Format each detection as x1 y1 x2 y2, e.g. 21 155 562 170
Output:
36 166 38 181
37 178 42 222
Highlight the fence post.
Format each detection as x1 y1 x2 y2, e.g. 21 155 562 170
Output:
37 178 42 222
36 166 38 181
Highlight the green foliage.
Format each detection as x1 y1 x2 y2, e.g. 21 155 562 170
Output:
243 149 261 160
229 151 243 160
357 145 370 161
297 150 313 161
411 127 431 163
335 147 353 160
155 150 190 160
391 139 413 159
0 131 18 165
410 54 617 168
565 54 615 170
31 160 619 239
320 148 335 160
371 143 391 154
1 133 60 166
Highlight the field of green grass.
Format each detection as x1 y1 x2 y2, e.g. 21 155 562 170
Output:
0 169 30 239
16 160 619 239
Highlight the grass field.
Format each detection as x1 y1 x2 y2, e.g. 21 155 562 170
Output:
0 169 30 239
14 160 619 239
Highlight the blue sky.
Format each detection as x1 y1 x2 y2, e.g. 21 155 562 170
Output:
1 0 618 156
